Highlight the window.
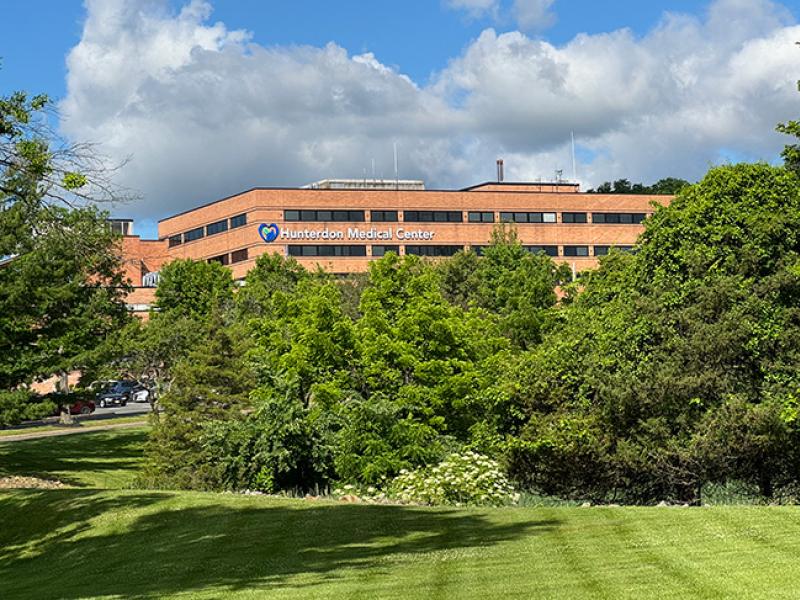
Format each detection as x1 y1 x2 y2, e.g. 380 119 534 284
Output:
206 219 228 236
184 227 204 242
594 245 634 256
371 210 398 222
562 212 587 224
208 254 230 266
168 234 182 247
108 220 132 236
563 245 589 257
287 245 367 257
231 248 249 263
404 211 463 223
499 212 556 224
372 245 400 257
406 245 462 257
592 213 646 224
468 211 495 223
284 210 365 222
524 245 558 257
230 213 247 229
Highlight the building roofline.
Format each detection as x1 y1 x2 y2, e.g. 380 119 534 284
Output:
459 181 580 191
158 182 583 223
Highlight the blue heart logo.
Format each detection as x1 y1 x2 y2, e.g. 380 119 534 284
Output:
259 223 280 243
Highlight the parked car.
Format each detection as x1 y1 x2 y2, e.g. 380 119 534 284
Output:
131 387 154 403
95 380 143 408
49 398 96 416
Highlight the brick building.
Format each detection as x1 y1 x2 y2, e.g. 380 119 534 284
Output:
121 178 670 315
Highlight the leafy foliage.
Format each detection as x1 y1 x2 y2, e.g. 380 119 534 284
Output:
387 451 519 507
0 87 130 424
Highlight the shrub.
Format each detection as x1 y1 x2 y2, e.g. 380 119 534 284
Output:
387 451 519 506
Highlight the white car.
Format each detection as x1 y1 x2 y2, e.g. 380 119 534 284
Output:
132 388 151 403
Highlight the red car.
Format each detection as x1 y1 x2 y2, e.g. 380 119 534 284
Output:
69 399 96 415
50 398 96 416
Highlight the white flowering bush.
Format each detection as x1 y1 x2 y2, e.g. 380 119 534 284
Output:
387 451 519 507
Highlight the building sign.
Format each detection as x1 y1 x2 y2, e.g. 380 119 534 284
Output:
259 224 435 243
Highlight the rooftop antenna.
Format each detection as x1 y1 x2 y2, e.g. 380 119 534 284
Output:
372 158 376 180
555 169 563 183
393 142 399 190
571 131 577 182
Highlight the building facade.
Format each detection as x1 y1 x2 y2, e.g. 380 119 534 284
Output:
122 180 670 314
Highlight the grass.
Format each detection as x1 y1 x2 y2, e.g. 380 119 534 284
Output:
0 415 148 438
0 427 148 488
2 429 800 599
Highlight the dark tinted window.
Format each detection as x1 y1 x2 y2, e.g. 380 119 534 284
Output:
371 210 398 222
562 212 587 224
206 219 228 236
524 245 558 257
230 213 247 229
406 245 462 257
207 254 230 265
184 227 204 242
594 245 634 256
285 210 365 222
372 245 400 257
499 212 556 223
563 245 589 257
287 245 367 257
231 248 249 263
468 212 495 223
592 213 645 224
404 211 463 223
168 234 182 247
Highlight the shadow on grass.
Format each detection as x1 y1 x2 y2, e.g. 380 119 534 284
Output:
0 490 557 599
0 428 147 487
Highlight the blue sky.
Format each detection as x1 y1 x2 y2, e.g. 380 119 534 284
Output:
2 0 800 239
3 0 780 101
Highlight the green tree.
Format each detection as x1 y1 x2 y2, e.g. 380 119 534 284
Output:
509 164 800 503
111 315 203 415
155 258 234 319
0 87 131 424
471 228 569 349
144 314 255 489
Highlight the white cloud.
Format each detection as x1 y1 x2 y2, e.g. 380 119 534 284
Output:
60 0 800 220
512 0 556 32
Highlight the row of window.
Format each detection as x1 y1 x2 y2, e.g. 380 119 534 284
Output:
207 248 249 266
281 244 634 258
285 210 366 222
288 245 367 257
168 210 646 248
282 209 646 224
169 213 247 247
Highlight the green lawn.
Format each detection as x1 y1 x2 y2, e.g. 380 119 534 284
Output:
0 416 148 438
0 427 148 488
2 429 800 599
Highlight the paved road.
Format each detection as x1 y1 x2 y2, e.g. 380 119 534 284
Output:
92 402 152 418
3 402 152 433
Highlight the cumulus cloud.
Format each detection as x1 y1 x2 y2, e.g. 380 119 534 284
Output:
60 0 800 220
